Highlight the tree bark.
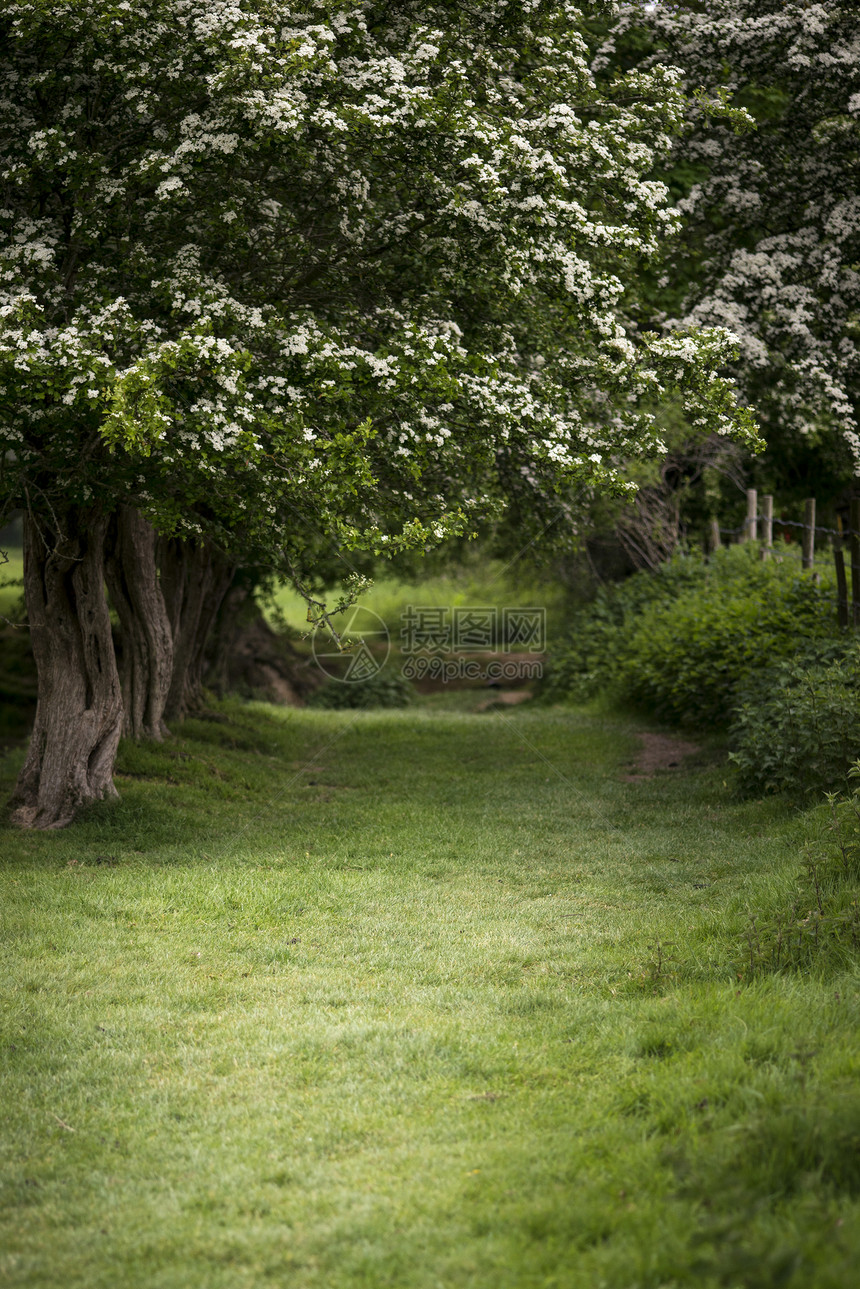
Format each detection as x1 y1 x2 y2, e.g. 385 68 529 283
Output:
206 575 254 696
206 569 321 705
11 510 123 829
105 507 173 741
159 538 236 722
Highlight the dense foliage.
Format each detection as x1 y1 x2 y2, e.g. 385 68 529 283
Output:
730 644 860 798
603 1 860 494
612 565 836 729
542 544 841 724
0 0 759 568
543 539 860 797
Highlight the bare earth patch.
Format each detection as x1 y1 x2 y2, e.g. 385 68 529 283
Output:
621 731 700 782
475 690 534 712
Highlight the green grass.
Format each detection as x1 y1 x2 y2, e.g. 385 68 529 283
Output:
266 557 567 640
0 551 23 620
1 698 859 1288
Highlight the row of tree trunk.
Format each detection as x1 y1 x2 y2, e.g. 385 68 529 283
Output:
10 505 241 829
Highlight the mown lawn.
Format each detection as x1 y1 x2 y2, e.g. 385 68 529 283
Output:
1 698 858 1288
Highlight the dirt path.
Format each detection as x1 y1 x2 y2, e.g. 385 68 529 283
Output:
621 730 700 781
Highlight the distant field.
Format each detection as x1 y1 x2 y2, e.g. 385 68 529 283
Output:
2 549 567 644
267 559 569 643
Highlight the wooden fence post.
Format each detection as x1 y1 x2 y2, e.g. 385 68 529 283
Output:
835 516 850 630
851 498 860 627
743 488 757 543
760 494 773 560
802 498 816 570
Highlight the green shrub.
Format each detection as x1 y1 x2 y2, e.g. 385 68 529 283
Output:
539 546 713 703
613 562 835 727
543 545 840 728
307 668 415 710
729 642 860 798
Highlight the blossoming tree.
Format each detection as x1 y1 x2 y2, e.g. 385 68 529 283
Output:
604 0 860 486
0 0 758 827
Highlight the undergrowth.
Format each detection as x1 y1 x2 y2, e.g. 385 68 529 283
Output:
543 543 854 799
306 670 416 709
729 644 860 798
542 544 838 725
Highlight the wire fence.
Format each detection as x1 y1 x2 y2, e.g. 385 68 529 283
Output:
717 516 846 539
709 489 859 628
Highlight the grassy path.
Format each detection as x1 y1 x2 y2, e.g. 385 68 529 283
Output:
1 701 859 1288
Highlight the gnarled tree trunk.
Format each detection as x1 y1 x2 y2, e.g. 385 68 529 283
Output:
206 575 254 697
159 537 236 722
105 507 173 741
205 568 321 705
11 510 123 829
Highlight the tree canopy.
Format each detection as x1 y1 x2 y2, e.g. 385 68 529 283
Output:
1 0 758 561
0 0 760 826
603 0 860 496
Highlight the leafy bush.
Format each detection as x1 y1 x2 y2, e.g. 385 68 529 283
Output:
543 544 840 728
307 668 415 710
613 562 835 727
729 642 860 798
540 546 715 703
